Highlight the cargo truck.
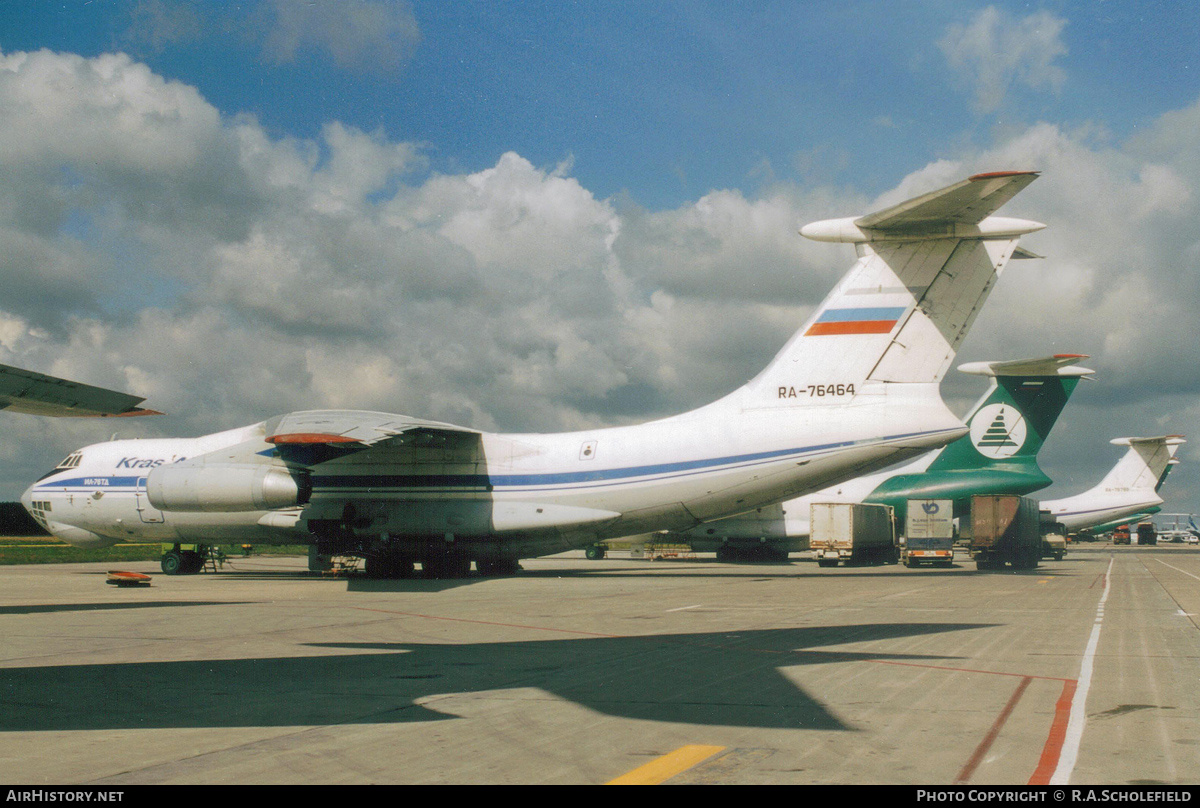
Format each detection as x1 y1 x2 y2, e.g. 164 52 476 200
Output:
1039 512 1067 561
810 502 896 567
901 499 955 567
1136 521 1157 546
969 495 1041 570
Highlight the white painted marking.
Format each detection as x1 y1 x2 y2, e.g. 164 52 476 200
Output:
1154 559 1200 583
666 605 702 613
1050 557 1113 785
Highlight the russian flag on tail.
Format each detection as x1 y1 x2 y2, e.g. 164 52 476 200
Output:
804 306 907 336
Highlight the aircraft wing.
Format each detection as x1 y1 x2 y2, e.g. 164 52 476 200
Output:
264 409 481 452
0 363 160 418
854 171 1040 231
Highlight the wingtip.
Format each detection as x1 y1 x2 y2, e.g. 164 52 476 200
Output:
96 407 164 418
968 170 1040 181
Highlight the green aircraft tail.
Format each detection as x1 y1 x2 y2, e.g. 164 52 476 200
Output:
865 355 1092 517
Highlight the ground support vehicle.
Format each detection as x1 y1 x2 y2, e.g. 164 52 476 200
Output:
1038 513 1067 561
969 495 1041 570
900 499 955 567
810 502 896 567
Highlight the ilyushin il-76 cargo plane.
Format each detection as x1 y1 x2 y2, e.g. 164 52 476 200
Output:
23 171 1044 577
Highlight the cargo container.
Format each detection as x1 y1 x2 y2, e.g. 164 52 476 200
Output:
810 502 896 567
970 495 1041 570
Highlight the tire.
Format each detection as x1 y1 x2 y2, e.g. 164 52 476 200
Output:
161 550 185 575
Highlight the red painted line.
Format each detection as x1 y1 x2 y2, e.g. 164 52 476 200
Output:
1089 572 1107 590
956 676 1032 783
1028 678 1078 785
873 659 1079 783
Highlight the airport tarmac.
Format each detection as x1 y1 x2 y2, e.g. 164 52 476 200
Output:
0 544 1197 785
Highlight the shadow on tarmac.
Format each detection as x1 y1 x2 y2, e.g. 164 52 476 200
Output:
0 622 994 733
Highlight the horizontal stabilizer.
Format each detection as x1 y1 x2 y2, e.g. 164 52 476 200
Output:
801 171 1044 244
0 363 160 418
958 354 1094 379
1111 435 1186 448
856 171 1041 229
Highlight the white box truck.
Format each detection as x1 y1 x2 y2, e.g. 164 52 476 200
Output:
810 502 896 567
902 499 955 567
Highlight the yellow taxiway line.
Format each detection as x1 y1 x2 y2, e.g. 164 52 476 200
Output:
606 745 726 785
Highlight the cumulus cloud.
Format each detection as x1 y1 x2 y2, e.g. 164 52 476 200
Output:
939 6 1068 114
1 47 1200 511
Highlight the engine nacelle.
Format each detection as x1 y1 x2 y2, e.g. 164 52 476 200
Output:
146 464 310 512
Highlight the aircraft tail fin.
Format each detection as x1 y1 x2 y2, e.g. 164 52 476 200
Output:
746 172 1043 403
1095 436 1186 493
923 354 1093 480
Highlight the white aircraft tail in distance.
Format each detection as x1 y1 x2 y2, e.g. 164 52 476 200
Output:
1042 436 1185 532
23 170 1045 577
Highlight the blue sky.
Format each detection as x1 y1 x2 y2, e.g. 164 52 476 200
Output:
1 0 1200 516
6 1 1197 207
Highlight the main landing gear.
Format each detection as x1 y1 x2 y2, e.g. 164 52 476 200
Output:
160 544 211 575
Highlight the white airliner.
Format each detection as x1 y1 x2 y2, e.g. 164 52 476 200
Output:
21 171 1044 577
1040 435 1185 532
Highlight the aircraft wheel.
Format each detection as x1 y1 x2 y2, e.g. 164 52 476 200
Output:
161 550 185 575
364 553 393 579
585 544 606 560
478 558 521 576
181 551 205 574
424 551 472 579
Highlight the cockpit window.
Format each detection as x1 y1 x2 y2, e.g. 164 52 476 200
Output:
55 452 82 470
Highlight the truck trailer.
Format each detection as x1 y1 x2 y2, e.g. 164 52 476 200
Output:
901 499 955 567
810 502 896 567
969 495 1041 570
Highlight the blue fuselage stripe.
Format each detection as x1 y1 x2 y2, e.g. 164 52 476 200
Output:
31 427 959 495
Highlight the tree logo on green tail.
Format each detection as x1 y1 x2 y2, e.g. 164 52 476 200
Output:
969 404 1027 458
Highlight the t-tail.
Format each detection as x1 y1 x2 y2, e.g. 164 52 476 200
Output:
863 354 1093 517
1092 436 1185 493
1044 436 1186 532
926 355 1092 481
741 172 1044 413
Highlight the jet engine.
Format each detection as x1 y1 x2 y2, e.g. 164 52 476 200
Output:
146 464 310 512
